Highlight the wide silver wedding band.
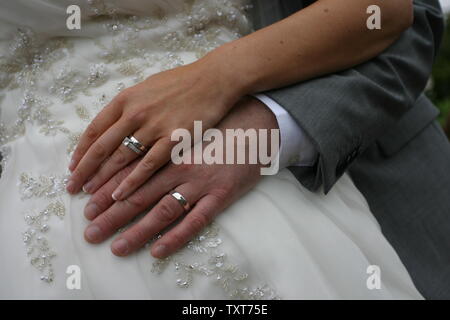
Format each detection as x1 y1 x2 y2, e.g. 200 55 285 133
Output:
170 190 191 212
122 135 149 156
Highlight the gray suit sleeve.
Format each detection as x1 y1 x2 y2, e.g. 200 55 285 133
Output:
262 0 445 193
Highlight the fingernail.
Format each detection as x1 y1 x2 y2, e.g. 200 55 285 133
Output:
153 244 167 258
112 188 122 201
112 238 129 256
66 180 75 193
84 203 98 220
82 181 93 194
85 225 102 242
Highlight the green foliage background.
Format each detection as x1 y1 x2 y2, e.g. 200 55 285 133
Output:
427 14 450 136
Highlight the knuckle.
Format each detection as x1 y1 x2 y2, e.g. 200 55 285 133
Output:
113 171 126 186
98 212 118 232
113 148 128 166
92 141 107 159
115 165 134 184
85 123 99 140
168 231 185 248
70 169 83 182
125 189 146 209
115 90 130 104
211 187 231 203
188 215 206 234
124 175 138 188
93 191 111 209
71 148 83 162
156 201 178 223
124 110 147 124
122 164 135 176
140 159 155 174
128 226 149 247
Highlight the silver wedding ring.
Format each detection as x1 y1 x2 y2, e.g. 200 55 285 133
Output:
170 190 191 212
122 135 149 155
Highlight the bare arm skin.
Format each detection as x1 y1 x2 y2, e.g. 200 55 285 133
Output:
210 0 413 95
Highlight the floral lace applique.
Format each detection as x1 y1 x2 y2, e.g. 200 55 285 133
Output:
74 105 92 122
19 173 69 200
18 173 69 283
0 29 73 146
49 63 110 103
150 223 280 300
22 201 66 283
0 91 69 146
117 215 279 299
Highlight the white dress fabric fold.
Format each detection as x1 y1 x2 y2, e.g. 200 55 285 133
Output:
0 0 422 299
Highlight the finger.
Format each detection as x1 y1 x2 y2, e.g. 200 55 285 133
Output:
84 159 139 220
81 144 140 195
67 120 137 194
150 194 221 259
81 127 158 195
84 163 181 242
110 184 201 256
69 99 123 172
111 137 174 201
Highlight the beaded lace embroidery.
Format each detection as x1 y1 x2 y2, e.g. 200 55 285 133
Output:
0 0 278 299
22 201 66 283
150 223 279 299
17 174 70 282
19 173 70 200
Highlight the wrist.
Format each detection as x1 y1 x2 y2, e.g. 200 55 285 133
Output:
201 41 254 100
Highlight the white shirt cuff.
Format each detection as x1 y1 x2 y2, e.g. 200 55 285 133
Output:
252 93 318 169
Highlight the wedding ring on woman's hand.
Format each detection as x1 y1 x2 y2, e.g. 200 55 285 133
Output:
170 190 191 213
122 135 149 156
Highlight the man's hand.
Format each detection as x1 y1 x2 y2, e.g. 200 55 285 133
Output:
82 96 279 258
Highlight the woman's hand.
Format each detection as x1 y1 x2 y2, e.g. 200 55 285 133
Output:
67 55 244 200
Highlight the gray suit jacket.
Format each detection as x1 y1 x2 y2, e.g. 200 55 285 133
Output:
252 0 450 299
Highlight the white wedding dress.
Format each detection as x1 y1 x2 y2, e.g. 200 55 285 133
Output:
0 0 422 299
